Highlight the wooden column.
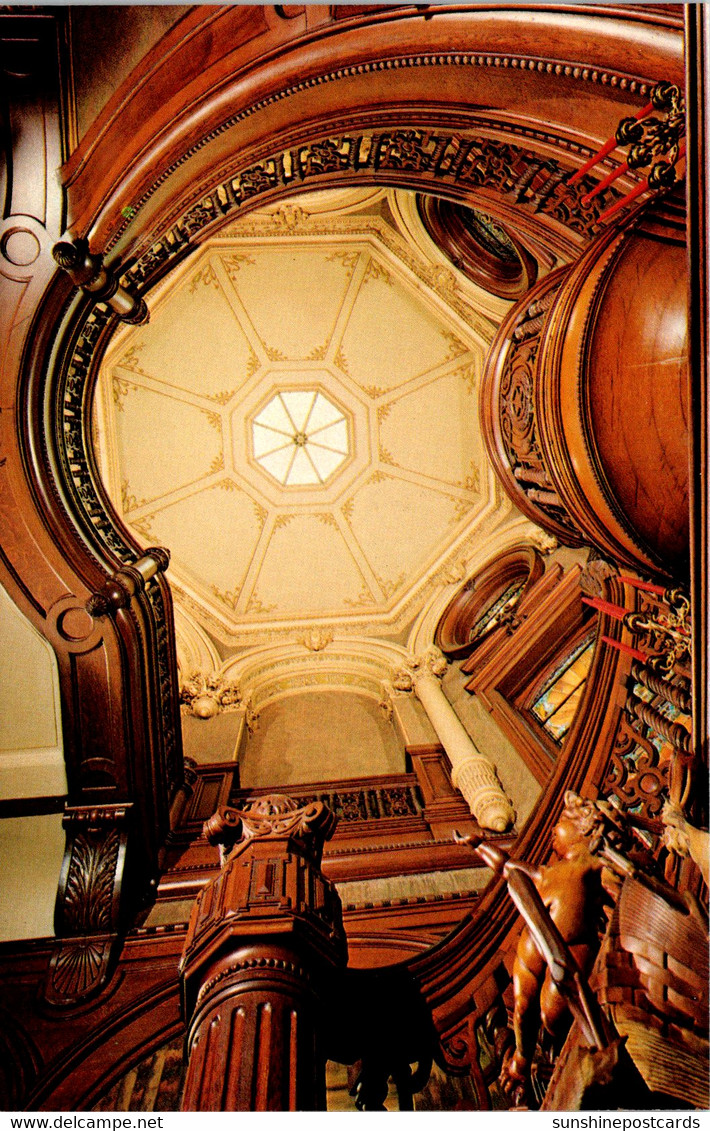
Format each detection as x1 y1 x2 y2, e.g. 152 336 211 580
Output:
180 795 346 1111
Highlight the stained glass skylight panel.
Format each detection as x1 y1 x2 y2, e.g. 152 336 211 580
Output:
252 390 349 486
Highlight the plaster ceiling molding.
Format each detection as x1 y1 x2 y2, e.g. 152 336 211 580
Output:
406 513 553 657
174 605 221 677
217 637 410 714
94 192 510 648
250 185 388 222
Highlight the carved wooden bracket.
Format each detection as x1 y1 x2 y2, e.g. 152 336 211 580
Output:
86 548 170 617
45 804 131 1007
52 239 148 324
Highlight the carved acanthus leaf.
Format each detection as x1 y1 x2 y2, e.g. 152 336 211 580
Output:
180 670 242 717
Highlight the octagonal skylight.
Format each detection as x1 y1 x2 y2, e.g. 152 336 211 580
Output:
252 390 349 486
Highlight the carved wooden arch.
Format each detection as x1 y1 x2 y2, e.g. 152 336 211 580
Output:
61 4 683 261
27 965 183 1111
435 544 545 660
30 3 683 650
13 1 683 693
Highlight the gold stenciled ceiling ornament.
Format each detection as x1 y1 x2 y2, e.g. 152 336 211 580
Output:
92 187 511 646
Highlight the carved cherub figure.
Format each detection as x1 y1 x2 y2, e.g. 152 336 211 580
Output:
504 798 611 1097
456 792 613 1104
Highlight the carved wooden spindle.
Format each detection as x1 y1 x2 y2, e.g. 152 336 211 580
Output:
180 795 346 1111
53 239 148 323
86 548 170 617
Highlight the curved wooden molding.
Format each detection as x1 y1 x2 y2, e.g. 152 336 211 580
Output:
479 266 585 544
435 544 544 660
408 574 632 1070
535 190 689 576
58 7 682 256
418 196 539 299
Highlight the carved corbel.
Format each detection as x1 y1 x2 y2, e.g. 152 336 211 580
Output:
580 554 619 598
86 548 170 617
45 804 131 1007
53 239 149 324
179 672 241 718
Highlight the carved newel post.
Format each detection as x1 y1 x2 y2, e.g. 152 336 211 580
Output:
179 795 346 1111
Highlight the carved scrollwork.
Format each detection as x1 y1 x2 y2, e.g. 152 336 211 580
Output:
494 276 584 542
499 338 537 460
203 794 338 867
48 938 115 1002
580 554 619 598
602 714 667 821
299 137 353 176
376 129 446 172
440 1026 473 1073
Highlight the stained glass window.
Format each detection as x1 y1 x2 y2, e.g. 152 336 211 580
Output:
468 578 526 644
530 636 595 745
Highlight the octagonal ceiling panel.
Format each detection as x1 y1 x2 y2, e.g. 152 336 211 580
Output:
219 246 354 359
338 260 463 394
250 514 369 617
134 483 266 602
252 389 349 486
95 190 504 645
342 474 465 591
377 369 481 489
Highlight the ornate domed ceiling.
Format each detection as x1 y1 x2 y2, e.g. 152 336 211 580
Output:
94 189 518 648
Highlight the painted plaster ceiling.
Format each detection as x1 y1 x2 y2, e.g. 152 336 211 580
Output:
95 189 512 648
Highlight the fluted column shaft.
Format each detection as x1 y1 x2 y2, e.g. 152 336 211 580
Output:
182 941 322 1111
408 650 515 832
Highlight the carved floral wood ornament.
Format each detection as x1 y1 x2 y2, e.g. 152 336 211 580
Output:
202 795 339 867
